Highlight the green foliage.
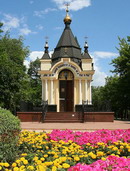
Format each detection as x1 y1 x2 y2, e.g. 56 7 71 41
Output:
111 37 130 118
0 22 3 34
0 108 21 162
0 33 29 112
21 58 42 107
92 36 130 119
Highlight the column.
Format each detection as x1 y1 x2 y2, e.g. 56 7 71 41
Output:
85 79 88 101
90 81 92 104
87 81 92 105
79 79 82 104
50 79 54 104
45 79 48 101
42 80 44 100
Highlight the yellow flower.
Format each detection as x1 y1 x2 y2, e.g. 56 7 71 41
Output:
120 146 124 149
45 146 49 150
12 163 17 167
16 160 21 164
60 157 67 162
44 154 48 158
88 152 96 159
52 166 57 171
21 153 27 157
101 157 106 161
74 156 80 161
19 165 25 171
86 143 90 146
4 163 9 167
20 157 25 162
27 166 34 170
36 160 42 165
112 147 118 151
91 154 96 159
58 165 62 169
40 157 45 161
97 151 104 157
0 166 2 171
13 167 19 171
23 160 28 165
36 165 46 171
62 163 70 169
33 157 38 161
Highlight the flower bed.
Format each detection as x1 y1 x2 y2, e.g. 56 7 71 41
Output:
0 129 130 171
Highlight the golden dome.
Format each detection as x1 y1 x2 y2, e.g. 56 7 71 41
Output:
64 13 72 23
63 5 72 24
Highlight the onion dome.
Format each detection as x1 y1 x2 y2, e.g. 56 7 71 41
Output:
64 8 72 24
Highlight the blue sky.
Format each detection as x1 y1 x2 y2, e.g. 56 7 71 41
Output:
0 0 130 86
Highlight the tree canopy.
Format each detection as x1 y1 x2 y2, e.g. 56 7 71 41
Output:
20 58 42 108
92 36 130 119
0 24 29 112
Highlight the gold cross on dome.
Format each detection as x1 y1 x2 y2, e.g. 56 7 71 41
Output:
65 3 70 12
85 36 88 41
45 36 49 42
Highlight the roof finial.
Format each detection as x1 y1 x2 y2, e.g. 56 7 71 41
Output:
84 36 88 53
44 36 49 53
64 3 72 25
65 3 70 13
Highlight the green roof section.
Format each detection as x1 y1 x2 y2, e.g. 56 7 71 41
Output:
52 23 82 60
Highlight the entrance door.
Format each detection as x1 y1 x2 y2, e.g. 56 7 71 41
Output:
59 80 74 112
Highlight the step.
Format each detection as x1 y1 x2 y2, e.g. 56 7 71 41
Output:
44 120 83 123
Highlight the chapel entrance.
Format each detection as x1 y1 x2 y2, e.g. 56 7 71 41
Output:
59 69 74 112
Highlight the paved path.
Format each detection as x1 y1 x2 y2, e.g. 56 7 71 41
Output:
21 120 130 132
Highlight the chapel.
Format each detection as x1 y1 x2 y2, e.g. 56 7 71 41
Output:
39 7 95 112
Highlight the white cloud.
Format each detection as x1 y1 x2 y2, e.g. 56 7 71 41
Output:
36 25 44 30
92 65 107 86
54 26 63 30
19 26 37 35
2 14 20 31
92 51 118 59
29 51 43 61
19 28 32 35
34 8 57 17
29 1 34 4
90 51 118 86
52 0 91 11
19 23 37 35
1 13 36 36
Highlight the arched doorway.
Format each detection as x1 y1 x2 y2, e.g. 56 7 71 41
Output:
59 69 74 112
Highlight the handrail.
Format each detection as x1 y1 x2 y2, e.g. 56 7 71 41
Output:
41 100 48 123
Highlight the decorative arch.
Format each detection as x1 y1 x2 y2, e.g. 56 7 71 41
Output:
58 69 74 80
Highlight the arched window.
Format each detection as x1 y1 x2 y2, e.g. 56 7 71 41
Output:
58 69 74 80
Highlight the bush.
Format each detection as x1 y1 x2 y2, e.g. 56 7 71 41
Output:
0 108 21 162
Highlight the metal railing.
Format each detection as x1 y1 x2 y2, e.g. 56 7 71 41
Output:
41 100 48 122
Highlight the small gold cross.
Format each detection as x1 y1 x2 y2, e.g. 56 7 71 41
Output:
45 36 49 42
65 3 70 12
85 36 88 41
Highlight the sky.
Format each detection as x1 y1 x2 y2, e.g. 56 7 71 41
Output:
0 0 130 86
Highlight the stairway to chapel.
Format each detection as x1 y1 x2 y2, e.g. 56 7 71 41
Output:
44 112 83 123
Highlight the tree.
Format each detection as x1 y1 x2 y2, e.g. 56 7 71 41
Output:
20 58 42 107
0 31 29 113
0 22 3 34
111 37 130 119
